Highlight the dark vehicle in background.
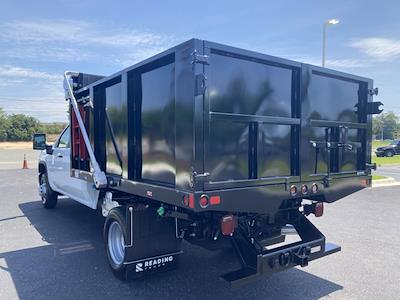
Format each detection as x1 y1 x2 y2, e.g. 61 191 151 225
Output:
33 38 383 286
375 140 400 157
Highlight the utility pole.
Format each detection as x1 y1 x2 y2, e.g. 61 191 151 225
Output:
322 19 340 67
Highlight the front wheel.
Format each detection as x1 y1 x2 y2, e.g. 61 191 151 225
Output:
385 150 395 157
104 207 128 280
40 173 58 209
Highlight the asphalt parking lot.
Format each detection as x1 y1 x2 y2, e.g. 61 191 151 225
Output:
0 168 399 299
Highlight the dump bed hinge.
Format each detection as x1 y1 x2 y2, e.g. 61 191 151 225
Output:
368 87 379 96
366 163 377 171
195 73 207 96
190 170 210 187
192 50 210 65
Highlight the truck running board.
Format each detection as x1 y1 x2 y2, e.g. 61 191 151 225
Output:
221 213 341 287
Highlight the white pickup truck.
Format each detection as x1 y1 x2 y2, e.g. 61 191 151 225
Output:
36 126 100 210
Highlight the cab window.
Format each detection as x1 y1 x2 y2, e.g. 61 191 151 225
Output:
57 127 70 148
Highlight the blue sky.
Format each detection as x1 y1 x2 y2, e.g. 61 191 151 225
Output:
0 0 399 122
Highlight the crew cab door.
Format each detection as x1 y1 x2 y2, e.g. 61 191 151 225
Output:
50 126 99 209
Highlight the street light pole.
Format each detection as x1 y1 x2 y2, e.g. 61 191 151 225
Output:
322 19 339 67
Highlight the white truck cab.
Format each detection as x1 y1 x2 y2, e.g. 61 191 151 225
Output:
35 126 100 209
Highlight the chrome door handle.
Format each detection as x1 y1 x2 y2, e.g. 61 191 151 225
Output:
56 153 63 158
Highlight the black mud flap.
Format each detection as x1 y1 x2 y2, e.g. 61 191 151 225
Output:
123 204 183 279
221 213 341 287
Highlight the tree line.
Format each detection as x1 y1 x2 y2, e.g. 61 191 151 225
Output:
372 111 400 140
0 107 66 142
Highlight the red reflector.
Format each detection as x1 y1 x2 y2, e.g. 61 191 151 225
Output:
210 195 221 205
182 195 190 207
315 202 324 217
199 195 209 208
189 194 194 208
221 215 235 236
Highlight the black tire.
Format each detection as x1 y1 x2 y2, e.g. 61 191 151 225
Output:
385 150 395 157
40 172 58 209
104 207 129 281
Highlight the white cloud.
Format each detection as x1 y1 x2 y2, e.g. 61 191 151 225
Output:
0 20 178 65
0 18 181 122
288 56 367 69
0 65 61 80
0 20 174 47
350 37 400 61
0 65 66 121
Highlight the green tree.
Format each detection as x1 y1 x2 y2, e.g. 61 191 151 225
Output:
0 107 8 141
5 114 41 141
373 112 399 140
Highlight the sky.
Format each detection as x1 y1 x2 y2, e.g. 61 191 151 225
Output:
0 0 399 122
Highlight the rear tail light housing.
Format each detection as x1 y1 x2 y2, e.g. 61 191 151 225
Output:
210 195 221 205
314 202 324 217
304 202 324 217
182 195 190 207
221 214 235 236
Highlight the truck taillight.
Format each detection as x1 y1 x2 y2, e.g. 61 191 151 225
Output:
182 195 190 207
221 215 235 236
210 195 221 205
315 202 324 217
304 202 324 217
199 195 209 208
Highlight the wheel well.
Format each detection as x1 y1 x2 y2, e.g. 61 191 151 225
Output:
38 163 46 180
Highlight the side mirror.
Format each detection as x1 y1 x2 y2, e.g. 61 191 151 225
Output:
33 133 46 150
33 133 54 154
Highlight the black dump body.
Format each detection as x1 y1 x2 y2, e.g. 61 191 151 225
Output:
70 38 379 216
68 38 382 285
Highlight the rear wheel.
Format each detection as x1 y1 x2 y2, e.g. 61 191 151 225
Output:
385 150 395 157
104 207 128 280
40 173 58 209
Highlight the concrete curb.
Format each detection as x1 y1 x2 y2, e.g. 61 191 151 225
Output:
372 176 400 188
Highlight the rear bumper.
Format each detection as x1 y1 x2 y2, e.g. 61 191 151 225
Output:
221 212 341 286
222 241 340 286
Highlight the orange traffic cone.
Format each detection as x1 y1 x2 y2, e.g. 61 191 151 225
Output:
22 154 29 169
